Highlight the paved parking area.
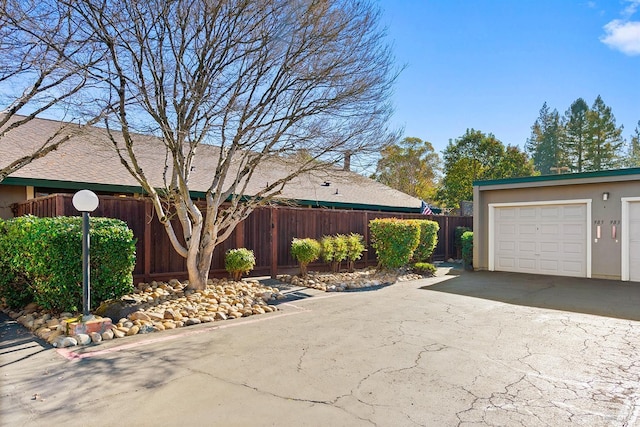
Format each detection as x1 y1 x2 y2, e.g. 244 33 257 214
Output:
2 269 640 426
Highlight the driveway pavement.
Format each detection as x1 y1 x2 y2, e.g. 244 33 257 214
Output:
2 268 640 426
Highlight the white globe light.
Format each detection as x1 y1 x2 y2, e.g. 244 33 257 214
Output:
72 190 99 212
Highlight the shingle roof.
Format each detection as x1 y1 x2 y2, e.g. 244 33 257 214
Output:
1 116 421 211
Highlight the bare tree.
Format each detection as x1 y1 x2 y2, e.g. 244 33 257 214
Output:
65 0 398 289
0 0 105 182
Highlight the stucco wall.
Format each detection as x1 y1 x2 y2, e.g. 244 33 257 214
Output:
474 179 640 281
0 185 27 219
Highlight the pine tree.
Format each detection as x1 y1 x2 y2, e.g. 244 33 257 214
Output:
564 98 589 172
526 102 567 174
625 121 640 168
585 95 624 171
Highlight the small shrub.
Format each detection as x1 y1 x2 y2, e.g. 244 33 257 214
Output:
413 262 437 276
291 238 321 277
455 226 472 259
461 231 473 269
345 233 366 272
321 235 348 272
369 218 420 269
409 220 439 262
225 248 256 281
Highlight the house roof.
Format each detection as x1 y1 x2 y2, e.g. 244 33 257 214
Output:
474 167 640 191
1 115 422 212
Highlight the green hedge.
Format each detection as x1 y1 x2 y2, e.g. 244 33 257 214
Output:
461 231 473 268
369 218 420 269
320 234 348 272
0 215 136 313
408 220 439 262
455 226 472 258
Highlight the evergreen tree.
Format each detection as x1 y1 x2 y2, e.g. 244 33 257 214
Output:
526 102 567 174
564 98 590 172
625 121 640 168
585 95 624 171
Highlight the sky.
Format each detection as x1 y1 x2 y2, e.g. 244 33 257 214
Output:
377 0 640 156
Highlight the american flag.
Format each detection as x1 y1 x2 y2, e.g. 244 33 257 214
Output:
421 201 433 215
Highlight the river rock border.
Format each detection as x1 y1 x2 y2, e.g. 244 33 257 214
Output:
277 268 424 292
3 278 284 348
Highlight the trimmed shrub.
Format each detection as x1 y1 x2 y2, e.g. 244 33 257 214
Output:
413 262 437 276
291 238 321 277
225 248 256 281
461 231 474 269
369 218 420 269
321 234 348 272
345 233 366 272
455 226 472 259
409 220 439 262
0 215 136 313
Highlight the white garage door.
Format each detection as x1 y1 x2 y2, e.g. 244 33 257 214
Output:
628 202 640 282
493 204 588 277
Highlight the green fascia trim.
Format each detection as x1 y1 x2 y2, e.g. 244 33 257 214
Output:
473 167 640 187
3 177 421 213
2 176 145 194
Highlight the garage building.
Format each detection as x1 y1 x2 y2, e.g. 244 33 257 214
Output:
473 168 640 282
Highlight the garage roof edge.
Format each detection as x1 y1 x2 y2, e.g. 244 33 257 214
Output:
474 167 640 189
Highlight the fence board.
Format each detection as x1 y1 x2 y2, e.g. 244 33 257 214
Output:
15 194 472 282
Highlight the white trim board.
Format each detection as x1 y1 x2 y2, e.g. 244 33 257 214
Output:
621 197 640 281
488 199 592 278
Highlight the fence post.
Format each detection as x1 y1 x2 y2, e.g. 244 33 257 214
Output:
444 217 450 260
270 207 278 278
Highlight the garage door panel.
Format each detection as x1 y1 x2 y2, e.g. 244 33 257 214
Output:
562 223 584 238
494 203 587 278
540 206 560 218
519 224 537 235
519 241 536 253
539 259 559 273
516 258 536 271
539 241 559 254
563 205 586 218
563 242 583 254
560 261 584 274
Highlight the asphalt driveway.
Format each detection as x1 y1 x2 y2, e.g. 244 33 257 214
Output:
2 268 640 426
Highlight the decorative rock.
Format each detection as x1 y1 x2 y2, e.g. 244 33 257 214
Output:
162 321 176 329
199 316 213 323
47 330 64 344
126 325 140 336
185 318 201 326
214 312 227 321
112 329 126 339
55 336 78 348
102 329 114 340
75 334 92 345
46 319 60 329
138 324 155 334
129 311 151 322
90 332 103 343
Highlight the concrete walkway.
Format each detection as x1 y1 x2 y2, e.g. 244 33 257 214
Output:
2 269 640 426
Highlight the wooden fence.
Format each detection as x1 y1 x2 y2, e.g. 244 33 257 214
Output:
16 194 472 282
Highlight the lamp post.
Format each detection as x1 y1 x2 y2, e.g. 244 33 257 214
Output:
72 190 99 320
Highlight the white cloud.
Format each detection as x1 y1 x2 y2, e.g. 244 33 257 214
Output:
601 19 640 55
623 0 640 17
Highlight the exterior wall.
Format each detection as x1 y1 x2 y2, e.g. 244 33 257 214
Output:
474 179 640 281
0 185 28 219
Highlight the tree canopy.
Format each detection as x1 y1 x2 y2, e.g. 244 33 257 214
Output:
371 137 440 202
437 129 535 208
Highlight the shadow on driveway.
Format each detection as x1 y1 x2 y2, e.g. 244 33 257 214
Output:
422 269 640 321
